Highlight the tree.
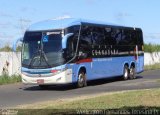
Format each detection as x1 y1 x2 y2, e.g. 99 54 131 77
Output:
0 44 12 52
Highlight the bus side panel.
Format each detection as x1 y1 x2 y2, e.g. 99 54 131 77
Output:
90 56 136 80
136 55 144 73
68 56 143 83
103 56 133 77
92 58 117 79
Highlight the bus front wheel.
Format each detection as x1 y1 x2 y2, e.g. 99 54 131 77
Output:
122 65 129 80
77 70 87 88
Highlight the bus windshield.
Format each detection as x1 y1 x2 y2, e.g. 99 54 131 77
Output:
22 31 65 69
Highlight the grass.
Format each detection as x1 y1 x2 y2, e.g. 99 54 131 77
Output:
46 89 160 109
144 63 160 70
16 89 160 114
0 74 21 85
144 43 160 53
157 79 160 83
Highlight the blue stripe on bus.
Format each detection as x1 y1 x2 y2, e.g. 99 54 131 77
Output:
70 56 144 83
22 56 144 83
21 64 67 74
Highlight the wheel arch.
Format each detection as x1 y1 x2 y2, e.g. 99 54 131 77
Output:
76 65 87 81
122 62 129 74
123 62 129 69
130 62 136 69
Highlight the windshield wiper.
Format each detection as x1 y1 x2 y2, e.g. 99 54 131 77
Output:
28 42 52 68
28 49 52 68
40 50 51 68
28 50 40 68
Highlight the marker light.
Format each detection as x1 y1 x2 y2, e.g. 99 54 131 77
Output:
50 68 67 75
51 70 60 74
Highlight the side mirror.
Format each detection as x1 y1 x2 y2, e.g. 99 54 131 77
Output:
62 33 74 49
12 37 23 52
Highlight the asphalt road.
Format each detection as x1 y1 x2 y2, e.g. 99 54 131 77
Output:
0 70 160 108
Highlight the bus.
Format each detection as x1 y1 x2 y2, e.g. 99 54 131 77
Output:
19 18 144 88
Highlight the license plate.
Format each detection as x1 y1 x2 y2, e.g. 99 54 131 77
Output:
37 79 44 84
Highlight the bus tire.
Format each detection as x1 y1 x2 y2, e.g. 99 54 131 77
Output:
129 66 136 79
122 65 129 80
77 70 87 88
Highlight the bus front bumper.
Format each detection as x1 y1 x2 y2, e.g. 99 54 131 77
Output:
21 69 73 85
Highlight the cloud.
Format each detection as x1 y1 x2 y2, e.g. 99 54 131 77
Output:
19 18 32 23
0 31 22 47
0 22 12 29
0 11 13 18
20 7 37 14
85 0 97 5
13 18 32 29
114 12 132 24
116 12 131 18
0 37 13 47
52 15 72 20
20 7 29 12
114 12 131 22
0 33 14 39
0 22 10 25
144 33 160 39
144 33 160 44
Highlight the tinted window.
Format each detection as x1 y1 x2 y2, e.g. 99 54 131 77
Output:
104 27 112 45
91 27 105 45
65 25 80 35
109 28 122 45
79 26 92 57
130 30 137 45
66 34 78 60
136 29 143 45
120 29 131 45
119 28 137 46
81 26 92 45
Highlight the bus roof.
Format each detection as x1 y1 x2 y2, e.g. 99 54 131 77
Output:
27 18 122 31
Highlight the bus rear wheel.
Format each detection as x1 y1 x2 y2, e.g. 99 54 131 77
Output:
129 66 136 79
122 65 129 80
77 70 87 88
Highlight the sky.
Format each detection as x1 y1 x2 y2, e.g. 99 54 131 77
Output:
0 0 160 46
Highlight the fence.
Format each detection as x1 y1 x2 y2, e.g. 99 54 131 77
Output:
144 52 160 65
0 52 21 76
0 52 160 76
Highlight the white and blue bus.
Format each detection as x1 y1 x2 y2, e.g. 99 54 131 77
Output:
19 18 144 88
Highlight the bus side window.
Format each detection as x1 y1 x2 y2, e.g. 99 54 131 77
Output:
104 27 111 45
66 35 77 59
119 29 132 45
110 28 121 45
79 26 92 58
22 43 30 61
130 30 137 45
81 26 92 45
91 27 105 46
136 29 143 46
